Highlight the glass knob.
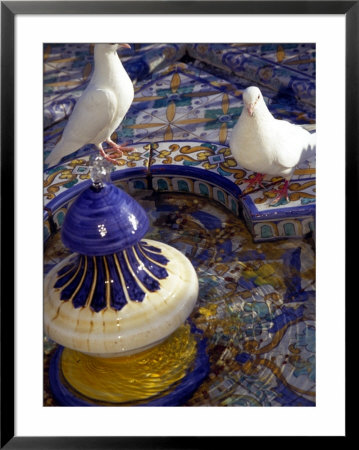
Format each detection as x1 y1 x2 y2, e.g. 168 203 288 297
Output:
89 155 112 190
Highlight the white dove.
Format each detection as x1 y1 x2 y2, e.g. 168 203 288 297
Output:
45 43 134 168
230 86 316 205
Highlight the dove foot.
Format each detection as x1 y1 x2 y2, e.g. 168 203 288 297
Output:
98 146 122 165
239 173 266 196
269 180 290 207
106 139 135 156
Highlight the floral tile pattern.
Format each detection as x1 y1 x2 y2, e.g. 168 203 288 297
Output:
43 43 316 407
44 44 315 238
187 43 316 106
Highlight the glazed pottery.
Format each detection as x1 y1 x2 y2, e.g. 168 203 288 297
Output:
44 170 199 357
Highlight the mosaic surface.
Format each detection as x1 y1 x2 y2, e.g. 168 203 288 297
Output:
44 192 315 406
43 43 316 406
44 43 316 241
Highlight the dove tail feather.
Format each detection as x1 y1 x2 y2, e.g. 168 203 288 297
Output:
45 139 78 168
300 132 316 163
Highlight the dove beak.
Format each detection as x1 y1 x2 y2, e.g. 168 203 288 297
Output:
118 43 131 49
247 104 255 117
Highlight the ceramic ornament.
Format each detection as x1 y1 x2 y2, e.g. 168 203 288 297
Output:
44 158 208 405
230 86 316 205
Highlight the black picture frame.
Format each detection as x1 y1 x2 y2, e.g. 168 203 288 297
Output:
1 1 353 447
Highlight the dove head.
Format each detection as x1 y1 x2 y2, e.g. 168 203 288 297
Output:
96 43 131 55
242 86 265 117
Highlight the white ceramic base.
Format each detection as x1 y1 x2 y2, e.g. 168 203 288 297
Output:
44 240 198 356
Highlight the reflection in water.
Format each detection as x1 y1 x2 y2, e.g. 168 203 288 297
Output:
44 192 315 406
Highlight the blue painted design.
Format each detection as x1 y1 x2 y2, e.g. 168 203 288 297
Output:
217 190 226 204
261 224 273 238
54 241 169 312
272 380 315 406
134 245 168 279
55 211 65 227
134 180 146 190
268 305 305 333
56 257 79 279
107 254 127 311
115 252 145 302
141 242 162 253
244 302 271 320
151 164 241 199
208 154 225 165
199 183 209 196
301 197 315 205
282 247 310 302
231 199 237 213
269 196 289 208
292 355 315 382
91 257 107 312
72 256 94 308
182 160 202 167
126 248 160 292
191 211 221 230
61 182 149 256
59 256 85 301
235 352 252 364
238 277 257 291
217 166 233 178
239 179 315 221
238 250 266 262
191 249 210 267
157 179 169 190
54 268 75 288
296 326 315 354
177 180 189 192
284 223 296 236
139 244 169 265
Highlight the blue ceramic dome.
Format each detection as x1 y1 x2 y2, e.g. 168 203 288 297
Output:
61 182 149 256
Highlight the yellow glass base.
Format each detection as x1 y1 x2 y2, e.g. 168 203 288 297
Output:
61 324 197 404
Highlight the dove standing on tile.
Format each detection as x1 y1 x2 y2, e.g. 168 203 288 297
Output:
230 86 316 205
45 43 134 168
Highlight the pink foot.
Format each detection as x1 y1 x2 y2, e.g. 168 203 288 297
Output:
106 139 135 156
269 179 290 206
241 173 266 195
98 146 121 165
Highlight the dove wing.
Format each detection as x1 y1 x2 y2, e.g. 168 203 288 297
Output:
60 88 118 147
274 120 312 169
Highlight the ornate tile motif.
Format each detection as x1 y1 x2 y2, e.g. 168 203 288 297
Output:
44 192 315 406
187 43 316 107
43 143 153 204
44 43 316 406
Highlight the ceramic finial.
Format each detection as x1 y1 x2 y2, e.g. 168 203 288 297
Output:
90 155 112 190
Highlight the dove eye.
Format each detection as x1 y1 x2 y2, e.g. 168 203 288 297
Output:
257 94 260 99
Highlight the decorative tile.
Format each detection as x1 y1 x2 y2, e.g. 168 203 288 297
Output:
187 43 316 107
44 43 316 406
45 191 315 406
43 143 152 205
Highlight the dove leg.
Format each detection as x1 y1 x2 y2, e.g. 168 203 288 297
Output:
106 139 135 155
242 172 266 194
97 143 121 165
269 179 290 206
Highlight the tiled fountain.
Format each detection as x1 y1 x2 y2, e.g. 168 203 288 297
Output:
44 43 316 406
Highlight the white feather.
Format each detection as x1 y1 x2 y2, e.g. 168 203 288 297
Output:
230 86 316 181
45 44 134 167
